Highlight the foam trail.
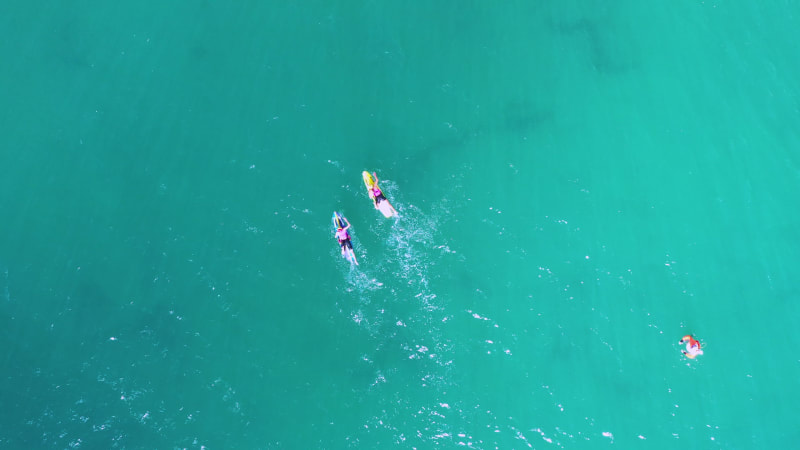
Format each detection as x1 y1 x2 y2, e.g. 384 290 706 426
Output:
333 174 469 445
385 198 461 441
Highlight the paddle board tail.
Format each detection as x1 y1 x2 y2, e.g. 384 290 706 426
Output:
346 247 359 265
377 199 396 218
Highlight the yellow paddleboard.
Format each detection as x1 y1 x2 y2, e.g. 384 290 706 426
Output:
362 171 376 199
363 170 396 218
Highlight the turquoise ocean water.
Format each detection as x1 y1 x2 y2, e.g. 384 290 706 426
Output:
2 1 800 448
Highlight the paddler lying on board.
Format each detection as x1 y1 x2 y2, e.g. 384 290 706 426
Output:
335 216 358 264
369 172 397 216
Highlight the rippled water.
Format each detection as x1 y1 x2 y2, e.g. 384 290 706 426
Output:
2 1 799 448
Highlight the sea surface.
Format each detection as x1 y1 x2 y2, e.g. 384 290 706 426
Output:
2 1 800 449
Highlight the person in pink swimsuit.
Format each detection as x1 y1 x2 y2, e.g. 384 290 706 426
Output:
370 173 388 209
335 216 353 256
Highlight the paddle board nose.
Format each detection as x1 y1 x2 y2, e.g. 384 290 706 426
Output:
332 211 344 229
